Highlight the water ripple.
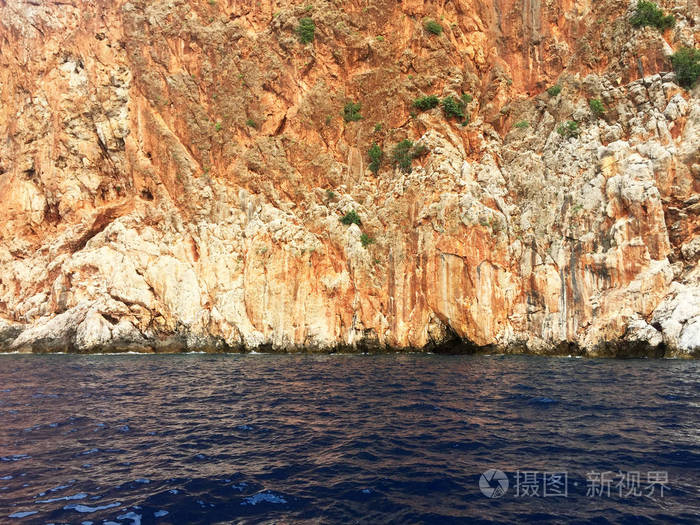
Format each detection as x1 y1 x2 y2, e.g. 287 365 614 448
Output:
0 354 697 523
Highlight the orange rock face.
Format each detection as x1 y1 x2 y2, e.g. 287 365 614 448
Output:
0 0 698 356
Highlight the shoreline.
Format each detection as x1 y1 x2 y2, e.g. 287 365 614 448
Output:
2 311 697 359
0 345 695 359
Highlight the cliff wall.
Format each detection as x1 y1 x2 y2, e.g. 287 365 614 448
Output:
0 0 698 356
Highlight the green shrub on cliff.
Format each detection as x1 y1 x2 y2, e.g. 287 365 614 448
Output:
368 143 383 174
343 101 362 122
557 120 580 138
630 1 675 31
392 139 414 173
340 210 362 226
360 233 375 247
296 17 315 44
589 98 605 117
391 140 429 173
513 120 529 129
671 47 700 89
413 95 439 111
547 84 562 97
424 19 443 36
441 96 466 120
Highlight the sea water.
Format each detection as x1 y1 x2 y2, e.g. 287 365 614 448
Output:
0 354 698 523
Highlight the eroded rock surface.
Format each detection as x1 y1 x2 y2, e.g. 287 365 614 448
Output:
0 0 698 356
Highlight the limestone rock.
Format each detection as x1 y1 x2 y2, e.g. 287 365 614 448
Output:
0 318 23 348
75 311 113 352
9 303 93 353
0 0 698 357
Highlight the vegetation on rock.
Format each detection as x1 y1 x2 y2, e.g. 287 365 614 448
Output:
392 140 415 173
413 95 439 111
441 96 466 120
557 120 580 138
547 84 562 97
513 120 530 129
671 47 700 89
589 98 605 117
360 233 375 247
391 140 429 173
296 17 315 44
630 1 675 31
423 19 443 36
343 101 362 122
368 143 383 174
340 210 362 226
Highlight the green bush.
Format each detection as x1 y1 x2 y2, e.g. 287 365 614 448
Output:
368 143 383 174
670 47 700 89
557 120 580 138
374 123 383 132
392 139 414 173
413 95 439 111
360 233 375 247
340 210 362 226
424 19 443 35
589 98 605 117
630 1 675 31
245 118 257 128
296 17 315 44
214 121 222 131
326 189 336 200
547 84 562 97
343 101 362 122
441 96 466 120
391 140 429 173
513 120 529 129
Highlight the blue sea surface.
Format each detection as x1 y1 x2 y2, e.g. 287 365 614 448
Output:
0 354 698 523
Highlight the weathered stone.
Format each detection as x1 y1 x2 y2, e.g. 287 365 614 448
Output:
0 0 697 357
0 319 23 348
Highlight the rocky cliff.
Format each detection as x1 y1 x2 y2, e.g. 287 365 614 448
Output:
0 0 698 356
